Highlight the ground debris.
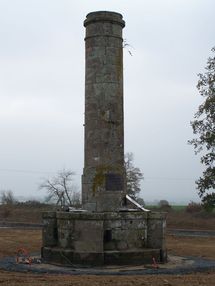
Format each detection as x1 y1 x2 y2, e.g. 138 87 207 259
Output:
162 279 172 285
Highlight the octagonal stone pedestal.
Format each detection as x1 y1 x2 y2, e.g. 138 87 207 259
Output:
42 211 167 266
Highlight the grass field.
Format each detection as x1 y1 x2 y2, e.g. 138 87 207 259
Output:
146 205 186 212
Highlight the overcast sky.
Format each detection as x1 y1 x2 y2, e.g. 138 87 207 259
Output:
0 0 214 203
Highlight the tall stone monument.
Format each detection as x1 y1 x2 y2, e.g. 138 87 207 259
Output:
42 11 167 266
82 11 126 212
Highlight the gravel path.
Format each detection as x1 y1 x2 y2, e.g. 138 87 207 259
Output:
168 229 215 237
0 254 214 276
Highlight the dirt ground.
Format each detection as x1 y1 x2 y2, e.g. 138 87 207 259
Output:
0 229 214 286
0 270 215 286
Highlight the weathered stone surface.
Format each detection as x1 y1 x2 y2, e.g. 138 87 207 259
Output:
82 11 126 212
41 247 104 266
146 212 167 261
42 11 167 266
104 249 161 265
74 220 103 252
42 210 167 265
42 212 57 247
56 211 104 220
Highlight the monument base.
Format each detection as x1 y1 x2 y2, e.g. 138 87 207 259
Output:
42 247 162 266
42 211 167 266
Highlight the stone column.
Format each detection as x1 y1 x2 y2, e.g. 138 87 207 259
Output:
82 11 126 212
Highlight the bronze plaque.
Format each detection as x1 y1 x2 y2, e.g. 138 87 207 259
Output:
105 173 123 191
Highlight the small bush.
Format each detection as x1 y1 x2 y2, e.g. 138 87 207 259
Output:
158 200 172 211
158 200 169 207
186 201 202 213
135 197 145 206
16 200 49 208
1 205 12 218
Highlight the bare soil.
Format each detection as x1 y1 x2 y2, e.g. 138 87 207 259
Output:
0 229 41 258
0 270 215 286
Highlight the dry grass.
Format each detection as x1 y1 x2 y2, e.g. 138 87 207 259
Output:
167 235 215 259
0 205 52 224
167 211 215 230
0 229 41 258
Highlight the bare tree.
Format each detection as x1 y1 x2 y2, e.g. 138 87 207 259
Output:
124 152 144 200
0 190 16 205
40 170 81 207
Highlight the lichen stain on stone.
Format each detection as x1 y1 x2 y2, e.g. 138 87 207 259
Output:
92 165 123 196
92 166 107 196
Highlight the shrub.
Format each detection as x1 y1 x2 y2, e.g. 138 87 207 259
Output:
158 200 172 211
16 200 50 208
186 201 202 213
135 197 145 206
1 205 12 218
